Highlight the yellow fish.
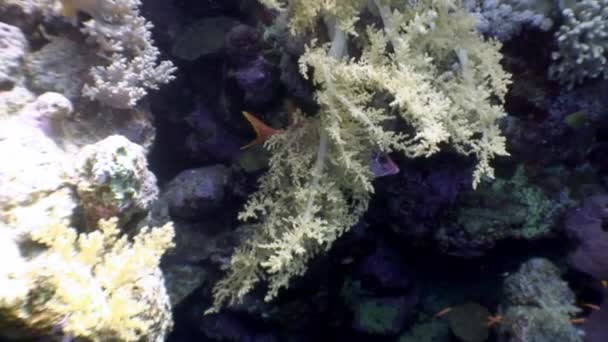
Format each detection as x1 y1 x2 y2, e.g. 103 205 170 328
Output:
59 0 98 21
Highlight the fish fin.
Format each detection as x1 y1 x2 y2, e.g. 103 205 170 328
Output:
241 111 279 149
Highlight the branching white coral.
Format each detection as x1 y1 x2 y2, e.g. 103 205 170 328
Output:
70 0 176 108
549 0 608 88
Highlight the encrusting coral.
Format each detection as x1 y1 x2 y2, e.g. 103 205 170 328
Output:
75 135 160 226
210 0 511 311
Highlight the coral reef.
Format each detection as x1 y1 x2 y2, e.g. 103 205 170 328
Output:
3 0 608 339
0 93 176 340
210 0 511 311
0 0 178 338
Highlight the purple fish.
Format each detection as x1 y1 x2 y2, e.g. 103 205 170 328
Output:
370 151 400 178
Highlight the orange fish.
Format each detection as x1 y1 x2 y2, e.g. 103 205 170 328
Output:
241 111 283 149
434 307 452 318
486 315 503 327
583 303 601 311
571 318 586 325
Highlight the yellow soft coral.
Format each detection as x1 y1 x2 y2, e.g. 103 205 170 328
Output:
211 0 511 312
259 0 367 34
6 218 174 341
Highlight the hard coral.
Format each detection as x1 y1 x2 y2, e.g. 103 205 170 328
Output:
549 0 608 88
64 0 177 109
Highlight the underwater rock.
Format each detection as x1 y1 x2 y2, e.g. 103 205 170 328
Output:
0 222 28 299
59 105 157 154
157 220 233 266
163 263 208 308
0 93 74 223
448 302 490 342
0 0 48 33
396 319 450 342
196 311 278 342
563 195 608 280
357 242 416 292
504 258 577 309
172 16 239 61
279 48 317 112
582 289 608 342
25 37 90 101
163 165 231 221
225 24 264 67
75 135 159 227
235 55 277 105
0 22 27 90
436 166 572 256
158 221 254 311
503 80 608 170
0 86 34 117
498 258 581 342
15 91 72 138
343 247 419 337
372 157 471 243
184 106 244 163
352 296 414 335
